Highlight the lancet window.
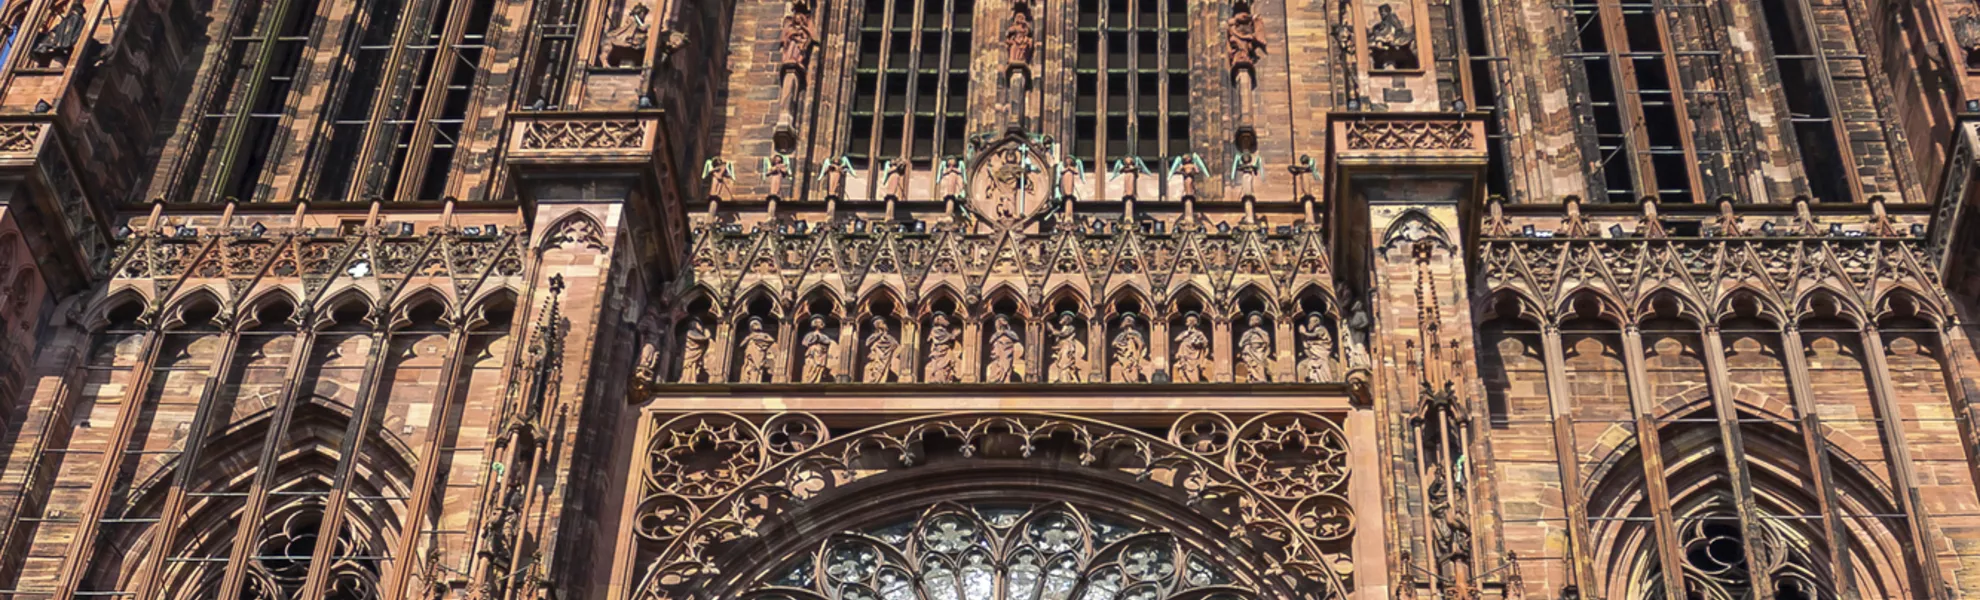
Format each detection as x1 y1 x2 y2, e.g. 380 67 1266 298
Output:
846 0 974 173
172 0 323 203
1750 0 1900 202
1071 0 1189 169
1562 0 1700 204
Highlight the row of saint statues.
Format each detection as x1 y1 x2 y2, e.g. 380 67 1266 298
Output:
667 311 1352 384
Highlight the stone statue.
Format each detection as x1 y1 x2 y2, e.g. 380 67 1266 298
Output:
1229 151 1262 199
780 6 815 67
863 317 908 382
598 2 652 67
703 157 736 201
1111 314 1148 382
1288 154 1317 201
1004 10 1035 66
763 154 793 201
799 315 837 383
1237 312 1273 382
1056 157 1085 201
1225 6 1266 72
636 315 664 382
939 157 967 200
31 1 85 64
736 317 776 383
985 315 1026 383
1167 154 1207 200
818 156 852 200
1367 4 1418 70
1048 313 1086 383
678 319 710 383
1172 313 1211 383
1297 313 1335 383
1958 14 1980 68
924 314 961 383
1111 157 1152 200
1344 297 1372 370
880 158 910 201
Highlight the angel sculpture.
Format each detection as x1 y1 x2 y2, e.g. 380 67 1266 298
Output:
703 157 736 201
762 153 794 201
985 315 1027 383
817 156 853 200
799 315 839 383
880 157 911 201
1110 156 1153 200
1288 154 1318 201
1056 156 1085 201
1168 153 1208 200
938 157 968 201
1228 151 1263 199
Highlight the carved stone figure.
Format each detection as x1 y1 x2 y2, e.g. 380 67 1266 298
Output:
924 314 961 383
880 158 910 201
598 2 652 67
704 157 736 201
1288 154 1318 201
1297 313 1335 383
985 315 1026 383
1367 4 1418 70
800 315 836 383
1049 313 1087 383
863 318 908 382
1172 314 1211 383
1004 11 1035 66
1237 312 1272 382
1056 157 1084 201
736 317 776 383
818 156 852 200
1225 6 1266 72
1230 151 1262 199
939 157 967 200
1344 297 1372 370
636 315 664 382
1111 315 1148 382
1958 14 1980 69
781 6 815 67
1111 157 1151 200
1168 154 1206 200
764 154 793 201
678 319 710 383
31 1 85 64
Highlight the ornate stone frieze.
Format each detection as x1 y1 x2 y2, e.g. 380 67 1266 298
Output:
629 411 1358 600
0 123 43 154
517 119 648 150
1340 120 1476 151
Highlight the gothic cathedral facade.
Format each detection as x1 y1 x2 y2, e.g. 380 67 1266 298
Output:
0 0 1976 598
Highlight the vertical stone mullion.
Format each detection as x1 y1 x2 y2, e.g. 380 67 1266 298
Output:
125 320 250 599
1617 324 1689 597
1538 324 1597 594
48 325 164 596
377 324 471 600
216 322 319 600
1695 324 1783 597
1857 324 1950 598
295 321 399 600
1777 325 1858 594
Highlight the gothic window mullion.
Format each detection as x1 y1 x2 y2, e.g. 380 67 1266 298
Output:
395 0 500 202
1453 0 1509 199
1694 323 1793 598
202 0 325 203
1752 0 1861 203
1593 0 1657 202
1635 1 1701 204
305 0 417 203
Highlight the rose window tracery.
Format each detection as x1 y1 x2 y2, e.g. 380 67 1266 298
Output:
241 504 380 600
748 502 1254 600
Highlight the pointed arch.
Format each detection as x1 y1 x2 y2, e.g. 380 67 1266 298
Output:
1872 287 1949 330
1631 285 1707 326
315 287 381 330
160 286 228 330
1711 285 1788 326
389 285 455 327
82 287 153 331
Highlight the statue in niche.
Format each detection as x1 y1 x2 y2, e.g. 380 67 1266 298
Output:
598 1 652 67
1048 313 1087 383
924 314 961 383
1111 314 1148 382
736 317 777 383
678 318 710 383
703 157 736 201
763 154 794 201
863 317 909 382
1229 150 1262 199
1110 157 1152 200
1056 156 1085 201
1005 10 1035 66
980 144 1041 222
1237 312 1273 382
799 315 837 383
1344 296 1372 370
1297 313 1335 382
636 313 664 382
775 1 817 149
1171 313 1211 383
817 156 852 200
984 315 1026 383
880 157 910 201
1367 4 1419 70
1167 154 1207 200
1225 4 1265 72
1957 13 1980 69
30 1 84 65
938 157 967 201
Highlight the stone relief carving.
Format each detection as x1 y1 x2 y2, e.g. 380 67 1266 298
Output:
1171 313 1212 383
518 120 646 149
735 316 777 382
984 314 1027 382
861 317 909 382
598 1 651 67
1366 3 1418 70
1342 120 1475 151
923 313 962 383
1110 313 1148 382
1048 312 1087 383
1237 312 1273 382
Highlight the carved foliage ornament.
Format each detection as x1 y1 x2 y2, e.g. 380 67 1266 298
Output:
519 119 647 150
633 412 1357 600
1341 121 1475 151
